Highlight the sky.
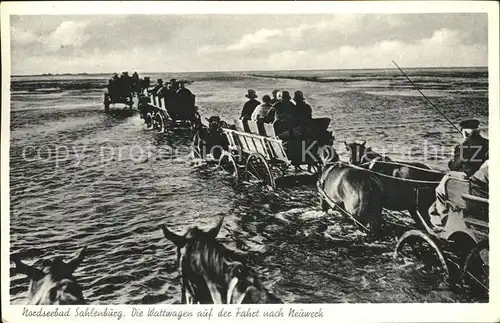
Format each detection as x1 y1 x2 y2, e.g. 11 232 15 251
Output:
10 13 488 75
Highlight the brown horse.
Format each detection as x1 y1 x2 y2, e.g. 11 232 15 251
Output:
12 247 87 305
160 217 281 304
344 141 444 229
344 141 443 182
318 162 385 236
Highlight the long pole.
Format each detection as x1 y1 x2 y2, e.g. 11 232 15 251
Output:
392 60 462 135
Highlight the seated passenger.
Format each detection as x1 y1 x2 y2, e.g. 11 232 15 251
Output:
170 78 179 92
428 119 489 229
293 91 312 122
270 89 280 106
251 95 272 121
150 79 164 95
240 89 260 120
177 82 196 118
264 91 297 134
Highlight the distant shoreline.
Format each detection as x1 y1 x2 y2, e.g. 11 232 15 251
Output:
11 66 487 78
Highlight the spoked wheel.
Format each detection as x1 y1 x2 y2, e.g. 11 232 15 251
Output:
244 153 275 189
461 240 489 300
394 230 449 286
145 112 153 129
153 113 165 133
217 151 239 182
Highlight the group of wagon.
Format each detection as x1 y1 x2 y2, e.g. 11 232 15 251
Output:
133 82 489 300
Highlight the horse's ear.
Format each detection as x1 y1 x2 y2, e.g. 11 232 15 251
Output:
361 140 366 146
160 224 186 248
209 216 225 238
12 256 43 280
344 141 348 147
205 117 210 122
66 247 87 274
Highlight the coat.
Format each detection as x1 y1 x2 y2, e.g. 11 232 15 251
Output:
448 133 488 177
240 99 260 120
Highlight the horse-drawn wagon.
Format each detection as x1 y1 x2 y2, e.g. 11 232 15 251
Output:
316 144 488 299
394 176 489 300
103 89 134 113
215 118 335 189
138 89 200 132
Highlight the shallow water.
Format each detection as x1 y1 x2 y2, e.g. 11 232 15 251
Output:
9 68 488 304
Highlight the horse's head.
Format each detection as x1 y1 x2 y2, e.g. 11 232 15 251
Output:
12 247 87 305
160 216 225 271
160 217 276 304
344 141 366 165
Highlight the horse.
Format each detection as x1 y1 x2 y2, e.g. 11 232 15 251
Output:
344 141 445 229
159 217 281 304
11 247 88 305
344 141 443 181
318 161 385 236
191 116 229 160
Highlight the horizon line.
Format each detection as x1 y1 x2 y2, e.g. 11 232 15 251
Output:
11 65 488 77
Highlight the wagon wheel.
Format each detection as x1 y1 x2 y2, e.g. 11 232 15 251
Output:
153 113 165 133
217 151 239 182
244 153 276 189
461 240 489 300
394 230 449 285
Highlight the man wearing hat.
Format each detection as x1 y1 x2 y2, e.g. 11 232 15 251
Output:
428 118 488 230
448 119 488 176
263 91 297 134
240 89 260 120
170 78 179 92
294 91 312 121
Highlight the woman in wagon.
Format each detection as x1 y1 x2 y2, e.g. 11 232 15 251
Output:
428 119 489 229
240 89 261 120
251 94 273 121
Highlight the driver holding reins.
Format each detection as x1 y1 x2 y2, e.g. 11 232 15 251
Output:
428 119 488 229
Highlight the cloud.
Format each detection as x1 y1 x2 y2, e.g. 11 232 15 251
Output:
262 28 487 70
10 14 488 74
42 21 90 51
11 26 38 45
228 28 283 51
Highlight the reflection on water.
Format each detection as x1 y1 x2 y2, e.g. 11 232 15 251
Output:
10 68 487 304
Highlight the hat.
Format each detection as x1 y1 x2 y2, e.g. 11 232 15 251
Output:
272 89 280 97
293 90 304 101
262 94 271 103
281 91 291 101
459 119 480 129
170 78 177 83
158 78 163 83
246 89 258 99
